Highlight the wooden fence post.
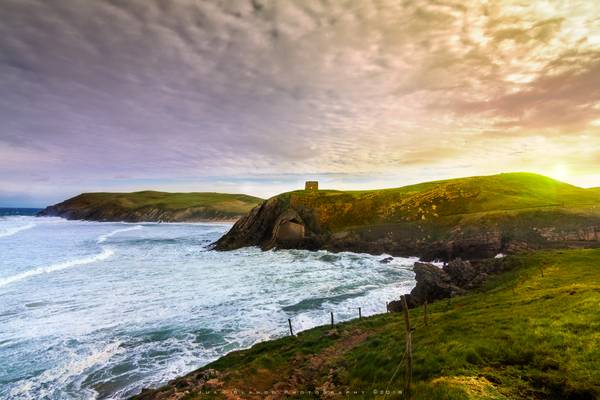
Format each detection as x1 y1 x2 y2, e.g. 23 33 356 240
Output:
359 307 362 319
401 295 412 399
386 301 389 312
288 318 294 336
330 311 334 327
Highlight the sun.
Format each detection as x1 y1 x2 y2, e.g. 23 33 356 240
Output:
552 164 569 181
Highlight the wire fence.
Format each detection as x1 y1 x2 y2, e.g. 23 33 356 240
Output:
285 294 424 400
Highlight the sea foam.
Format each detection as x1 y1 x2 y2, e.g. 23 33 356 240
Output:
0 223 36 238
97 225 143 243
9 341 123 400
1 220 417 399
0 247 114 288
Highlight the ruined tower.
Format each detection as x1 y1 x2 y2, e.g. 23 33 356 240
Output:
305 181 318 191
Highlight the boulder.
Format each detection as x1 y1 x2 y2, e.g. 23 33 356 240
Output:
443 258 478 289
389 262 464 312
410 262 465 304
386 296 415 312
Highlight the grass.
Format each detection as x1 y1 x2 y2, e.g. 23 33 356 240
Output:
274 173 600 232
134 249 600 399
69 191 263 212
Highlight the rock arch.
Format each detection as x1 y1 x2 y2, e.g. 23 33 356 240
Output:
269 209 306 247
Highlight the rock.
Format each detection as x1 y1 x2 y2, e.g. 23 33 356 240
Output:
214 197 325 251
380 256 394 264
388 262 466 312
388 256 525 313
268 209 307 248
387 295 415 312
443 258 478 289
410 262 465 304
387 300 403 312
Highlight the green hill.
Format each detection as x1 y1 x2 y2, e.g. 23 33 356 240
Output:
37 191 264 222
215 173 600 260
132 249 600 399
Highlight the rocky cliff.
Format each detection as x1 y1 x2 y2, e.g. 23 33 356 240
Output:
387 257 519 311
38 191 264 222
215 173 600 260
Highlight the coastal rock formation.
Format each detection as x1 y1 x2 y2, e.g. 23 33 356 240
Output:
38 191 263 222
387 262 464 311
411 262 466 303
214 196 324 251
215 173 600 261
389 257 519 312
443 258 480 289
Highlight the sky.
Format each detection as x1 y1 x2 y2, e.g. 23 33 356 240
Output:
1 0 600 207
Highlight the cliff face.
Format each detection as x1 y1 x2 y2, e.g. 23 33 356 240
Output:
214 173 600 260
37 192 264 222
214 196 325 250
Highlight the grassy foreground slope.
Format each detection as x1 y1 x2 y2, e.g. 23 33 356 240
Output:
133 249 600 399
216 173 600 259
37 191 264 222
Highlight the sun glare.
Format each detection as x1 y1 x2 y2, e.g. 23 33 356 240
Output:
552 164 569 181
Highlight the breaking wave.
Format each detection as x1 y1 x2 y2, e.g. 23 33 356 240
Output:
0 247 114 288
9 341 123 400
0 221 417 399
97 225 143 243
0 223 36 238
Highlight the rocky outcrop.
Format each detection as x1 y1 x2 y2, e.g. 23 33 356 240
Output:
412 262 466 303
388 257 521 312
215 196 600 261
443 258 481 289
387 262 465 311
214 196 324 251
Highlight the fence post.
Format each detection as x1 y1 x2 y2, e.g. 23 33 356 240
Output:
424 299 429 327
288 318 294 336
386 301 389 312
330 311 334 327
401 295 412 399
359 307 362 320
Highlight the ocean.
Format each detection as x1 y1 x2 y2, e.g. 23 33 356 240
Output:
0 212 416 399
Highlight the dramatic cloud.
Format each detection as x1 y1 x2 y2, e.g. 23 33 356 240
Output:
1 0 599 205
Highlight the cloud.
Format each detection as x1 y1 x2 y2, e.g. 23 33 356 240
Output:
1 0 600 205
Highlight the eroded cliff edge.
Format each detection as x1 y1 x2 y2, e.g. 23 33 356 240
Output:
215 173 600 260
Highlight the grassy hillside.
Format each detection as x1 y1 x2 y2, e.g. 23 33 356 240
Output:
133 249 600 399
216 173 600 259
279 173 600 231
38 191 264 222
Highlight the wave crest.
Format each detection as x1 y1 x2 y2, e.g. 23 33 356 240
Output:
97 225 143 243
0 247 114 288
0 223 36 239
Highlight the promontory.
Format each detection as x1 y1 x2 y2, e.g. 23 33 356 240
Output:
215 173 600 260
37 191 264 222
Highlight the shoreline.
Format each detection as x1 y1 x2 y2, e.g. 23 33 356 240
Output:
34 215 239 224
130 254 511 399
130 248 600 399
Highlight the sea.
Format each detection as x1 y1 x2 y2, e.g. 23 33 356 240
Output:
0 208 416 399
